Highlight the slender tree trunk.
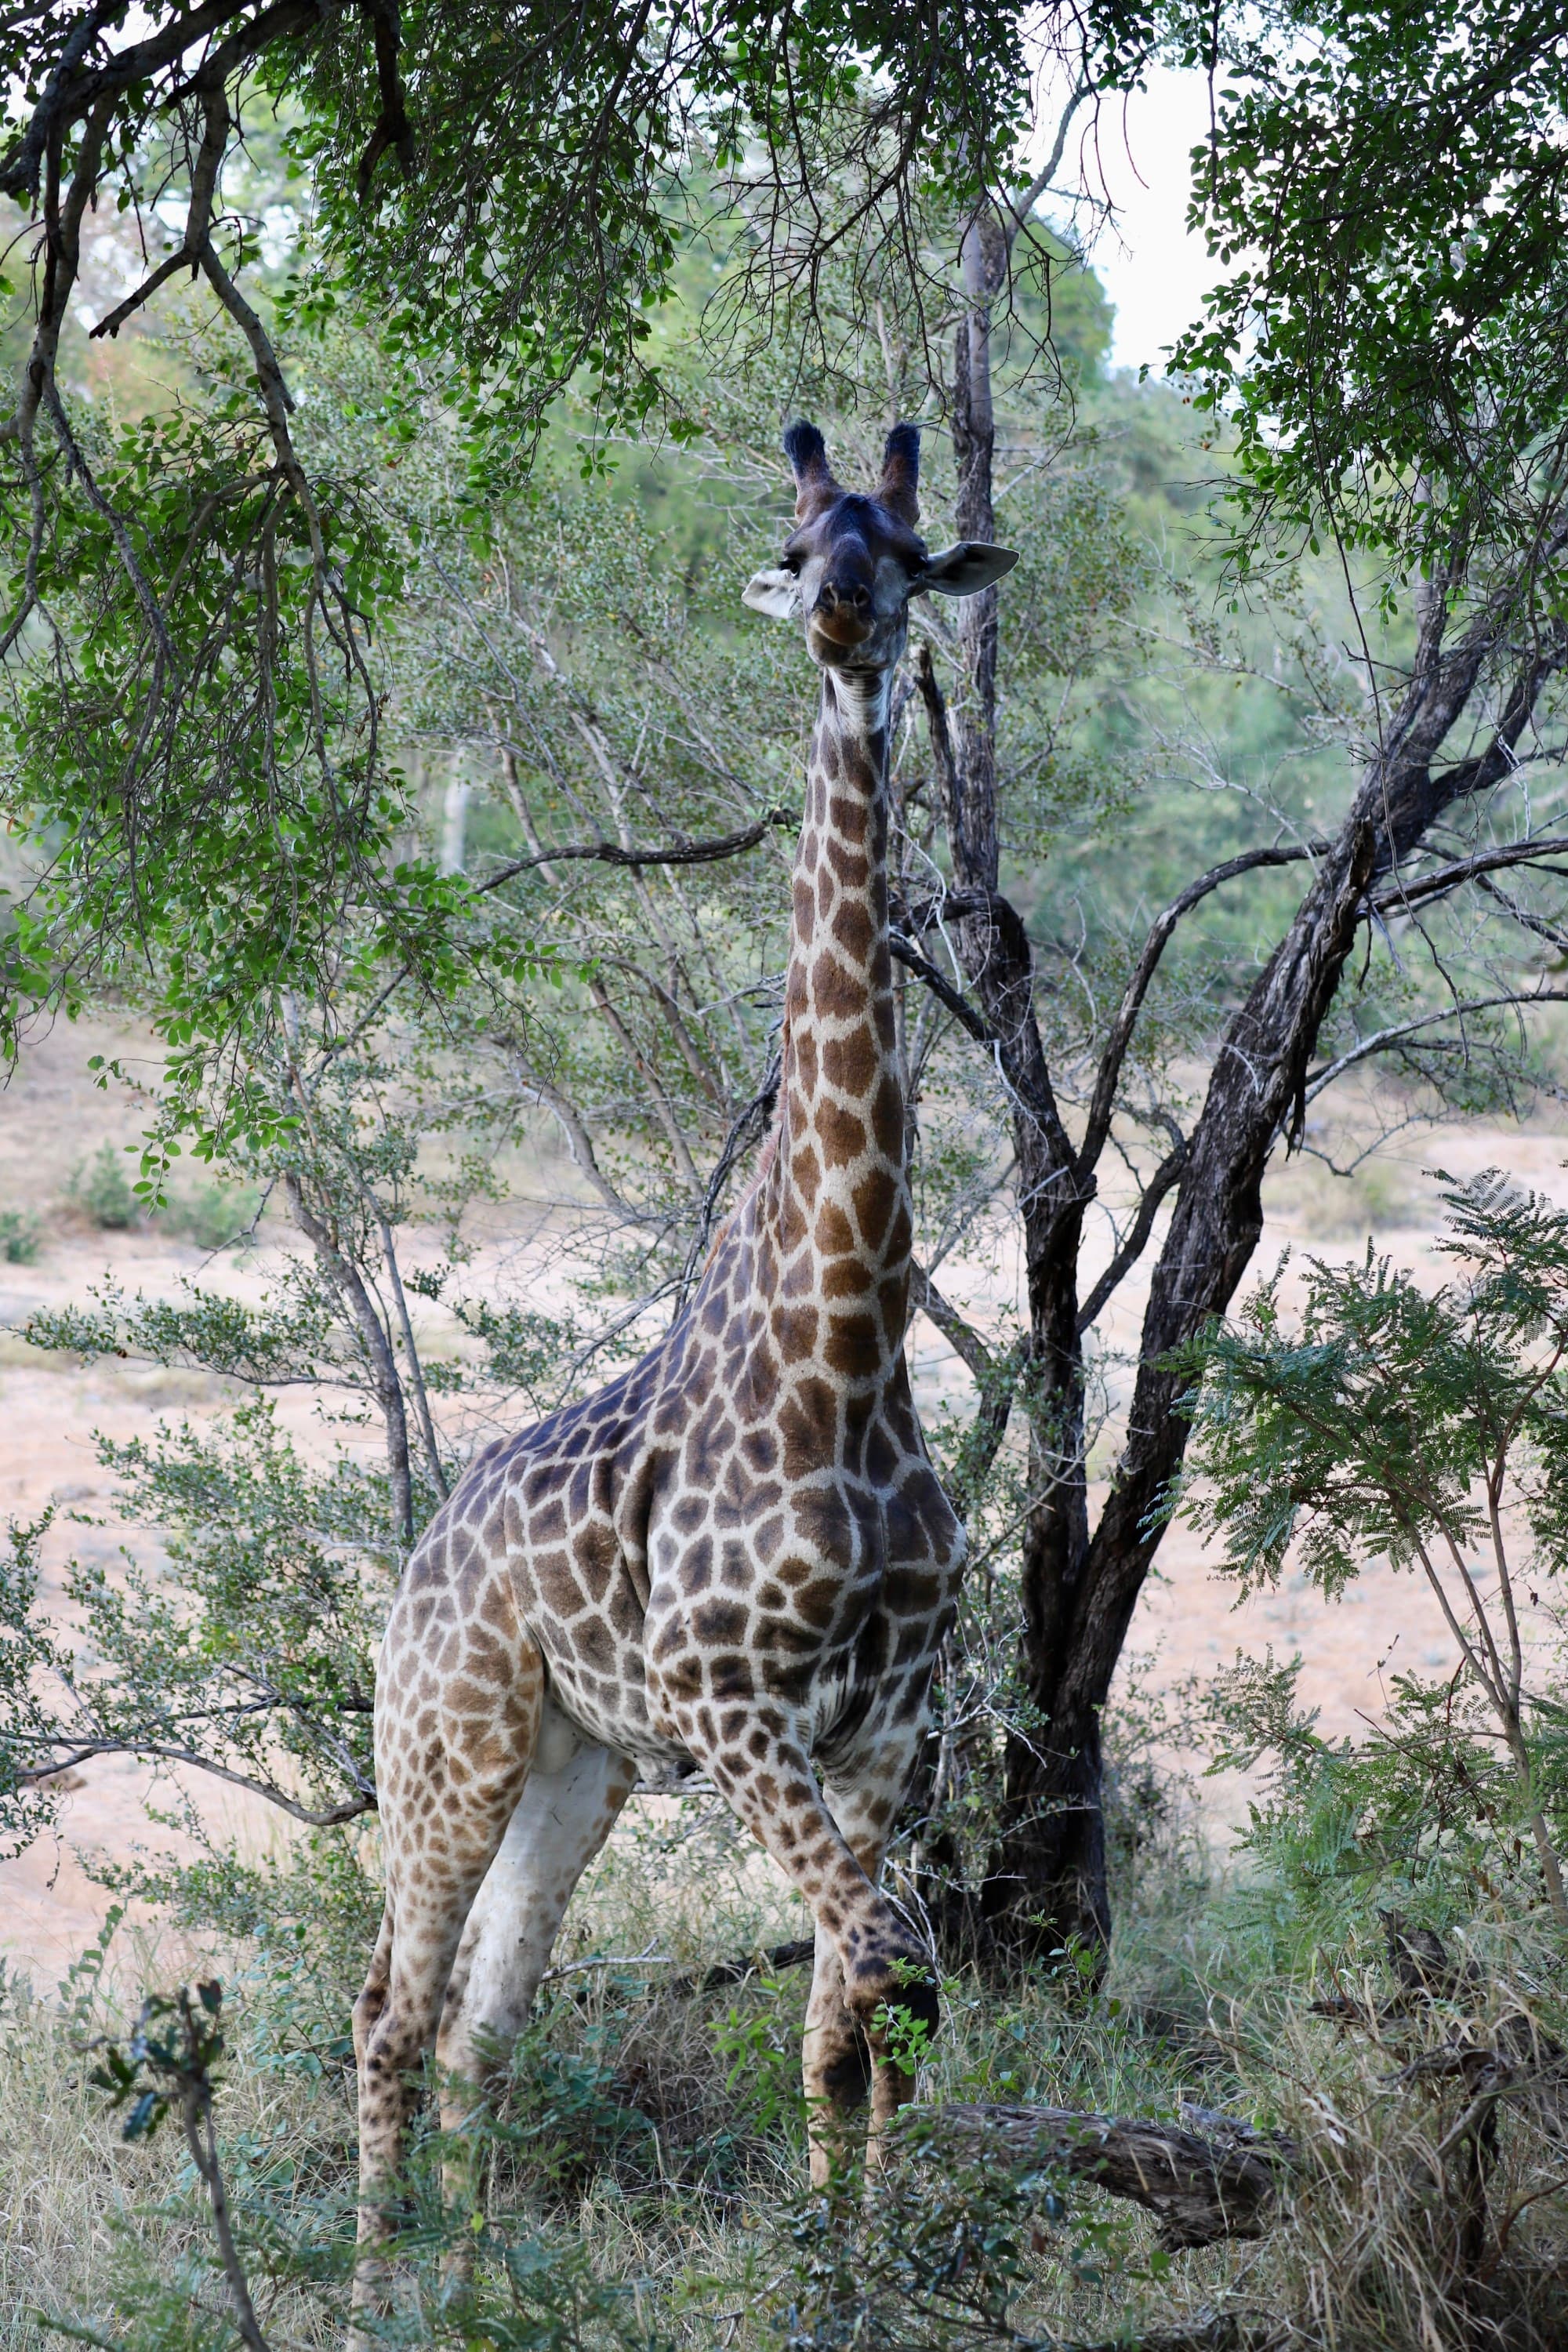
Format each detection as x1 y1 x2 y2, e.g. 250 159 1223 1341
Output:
283 1174 416 1547
945 209 1101 1955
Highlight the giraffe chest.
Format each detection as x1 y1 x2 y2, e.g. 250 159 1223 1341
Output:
455 1317 963 1770
637 1393 962 1747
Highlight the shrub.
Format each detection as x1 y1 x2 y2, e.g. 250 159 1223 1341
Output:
1178 1168 1568 1936
71 1143 141 1231
160 1177 263 1251
0 1208 39 1262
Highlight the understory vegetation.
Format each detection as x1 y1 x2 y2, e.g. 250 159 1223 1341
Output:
8 1721 1568 2350
6 2 1568 2344
6 1167 1568 2350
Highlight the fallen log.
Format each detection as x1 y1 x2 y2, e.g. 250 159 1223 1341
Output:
897 2099 1298 2249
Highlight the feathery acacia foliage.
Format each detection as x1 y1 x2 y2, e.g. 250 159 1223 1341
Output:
1180 1173 1568 1933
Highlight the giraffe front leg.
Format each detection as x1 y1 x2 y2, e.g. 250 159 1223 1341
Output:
802 1927 869 2185
812 1738 931 2182
684 1708 936 2180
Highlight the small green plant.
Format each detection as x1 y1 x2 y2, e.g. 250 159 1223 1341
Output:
0 1208 38 1262
874 1957 939 2078
71 1142 141 1230
713 1980 807 2138
163 1176 263 1251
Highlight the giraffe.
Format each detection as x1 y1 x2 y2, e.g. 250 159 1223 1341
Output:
351 419 1018 2318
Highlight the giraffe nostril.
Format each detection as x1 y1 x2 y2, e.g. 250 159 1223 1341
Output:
816 580 871 621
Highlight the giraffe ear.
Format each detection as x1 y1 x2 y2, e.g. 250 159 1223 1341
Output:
913 542 1019 597
742 565 803 621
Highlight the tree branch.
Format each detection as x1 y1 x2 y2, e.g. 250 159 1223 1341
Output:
678 1047 782 1298
282 1173 414 1544
1076 1135 1189 1334
900 2101 1296 2249
1304 988 1568 1103
1001 73 1092 248
1372 833 1568 917
1079 844 1325 1179
909 1260 996 1384
356 0 416 197
889 929 998 1045
477 808 795 895
17 1738 374 1826
1474 870 1568 956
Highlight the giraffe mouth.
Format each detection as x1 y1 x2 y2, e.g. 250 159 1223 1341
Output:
808 609 876 656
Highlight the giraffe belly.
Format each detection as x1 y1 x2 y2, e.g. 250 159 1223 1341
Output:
531 1650 690 1772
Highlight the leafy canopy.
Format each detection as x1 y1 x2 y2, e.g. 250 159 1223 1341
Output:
1172 0 1568 584
0 0 1152 1131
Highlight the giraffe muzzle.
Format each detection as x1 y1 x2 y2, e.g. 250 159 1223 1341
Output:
810 578 875 652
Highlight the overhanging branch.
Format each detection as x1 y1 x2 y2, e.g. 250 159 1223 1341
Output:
478 808 796 894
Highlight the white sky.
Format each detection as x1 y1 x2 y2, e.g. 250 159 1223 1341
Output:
1073 65 1222 376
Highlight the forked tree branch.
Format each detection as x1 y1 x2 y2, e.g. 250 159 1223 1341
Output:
1304 987 1568 1102
1079 844 1327 1179
1373 833 1568 917
889 929 999 1045
1076 1134 1189 1334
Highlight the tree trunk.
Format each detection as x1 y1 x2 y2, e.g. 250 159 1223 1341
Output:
945 212 1101 1955
933 212 1566 1965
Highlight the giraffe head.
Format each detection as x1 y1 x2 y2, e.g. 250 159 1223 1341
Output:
742 420 1018 673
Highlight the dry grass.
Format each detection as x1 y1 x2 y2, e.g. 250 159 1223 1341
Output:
4 1808 1568 2352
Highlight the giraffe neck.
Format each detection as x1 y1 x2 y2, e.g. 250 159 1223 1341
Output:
768 664 911 1385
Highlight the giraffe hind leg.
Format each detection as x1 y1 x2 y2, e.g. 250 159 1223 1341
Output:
435 1732 638 2244
351 1613 543 2333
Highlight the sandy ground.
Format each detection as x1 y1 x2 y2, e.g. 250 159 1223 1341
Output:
2 1014 1563 1980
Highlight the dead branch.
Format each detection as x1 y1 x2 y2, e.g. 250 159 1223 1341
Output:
900 2099 1297 2249
677 1047 783 1298
1312 1915 1568 2148
478 809 796 895
666 1935 816 1997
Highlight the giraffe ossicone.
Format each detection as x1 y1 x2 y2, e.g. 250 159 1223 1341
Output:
350 423 1018 2326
